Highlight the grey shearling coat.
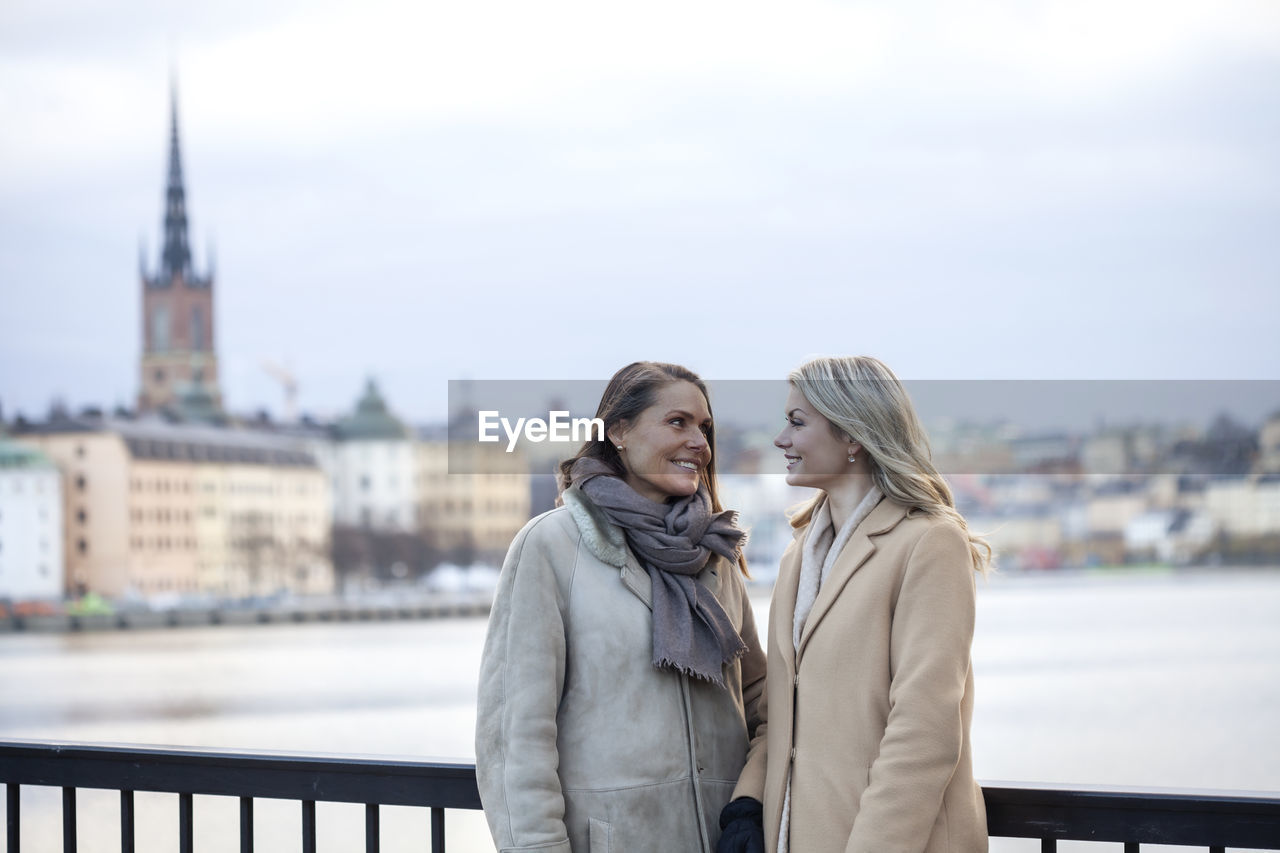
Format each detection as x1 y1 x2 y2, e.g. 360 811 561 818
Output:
476 484 767 853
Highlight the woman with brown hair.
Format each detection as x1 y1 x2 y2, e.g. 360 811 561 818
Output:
476 361 766 852
720 355 991 853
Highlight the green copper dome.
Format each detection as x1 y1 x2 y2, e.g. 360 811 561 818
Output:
335 378 409 441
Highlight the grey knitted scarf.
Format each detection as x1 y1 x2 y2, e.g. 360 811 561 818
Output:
570 457 748 687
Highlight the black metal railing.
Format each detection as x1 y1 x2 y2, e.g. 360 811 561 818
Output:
1 740 478 852
3 739 1280 852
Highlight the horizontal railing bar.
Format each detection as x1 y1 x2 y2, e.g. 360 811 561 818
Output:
982 782 1280 848
0 740 480 810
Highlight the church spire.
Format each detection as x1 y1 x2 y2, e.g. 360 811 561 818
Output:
159 84 193 282
138 81 220 415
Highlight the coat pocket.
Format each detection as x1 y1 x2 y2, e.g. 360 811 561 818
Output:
588 817 613 853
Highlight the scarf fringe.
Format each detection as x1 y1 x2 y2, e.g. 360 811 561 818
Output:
654 656 729 688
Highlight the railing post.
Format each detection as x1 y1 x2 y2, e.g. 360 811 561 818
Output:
6 783 19 853
366 803 380 853
1124 844 1139 852
120 790 135 853
431 807 445 853
1040 840 1055 853
61 787 76 853
302 800 316 853
240 797 254 853
179 793 193 853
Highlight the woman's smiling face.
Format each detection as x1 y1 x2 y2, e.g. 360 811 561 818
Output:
774 384 855 491
608 380 712 503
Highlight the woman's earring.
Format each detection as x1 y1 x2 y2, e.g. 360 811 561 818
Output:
616 445 624 452
848 450 857 463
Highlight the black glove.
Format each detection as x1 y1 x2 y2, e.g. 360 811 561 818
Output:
717 797 765 853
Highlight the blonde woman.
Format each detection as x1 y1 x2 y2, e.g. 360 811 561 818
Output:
719 356 991 853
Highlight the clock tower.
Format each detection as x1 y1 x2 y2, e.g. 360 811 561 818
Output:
138 87 221 414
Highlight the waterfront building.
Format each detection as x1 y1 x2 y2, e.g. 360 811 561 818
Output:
415 431 531 566
965 504 1064 570
1204 475 1280 538
310 379 418 533
1124 508 1216 565
1260 412 1280 473
14 416 332 599
1084 479 1149 534
138 88 221 415
0 437 64 600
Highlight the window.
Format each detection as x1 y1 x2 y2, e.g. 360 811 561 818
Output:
77 508 87 524
152 305 170 351
77 538 88 555
191 305 204 351
76 475 86 492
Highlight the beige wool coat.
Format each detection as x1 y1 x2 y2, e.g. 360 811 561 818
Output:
476 484 767 853
733 497 987 853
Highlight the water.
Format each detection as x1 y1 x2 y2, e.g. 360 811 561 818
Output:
2 569 1279 851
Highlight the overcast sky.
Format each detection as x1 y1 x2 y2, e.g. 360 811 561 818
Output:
1 0 1277 425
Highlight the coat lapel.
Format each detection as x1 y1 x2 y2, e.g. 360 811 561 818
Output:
620 552 653 610
772 533 804 678
796 499 909 661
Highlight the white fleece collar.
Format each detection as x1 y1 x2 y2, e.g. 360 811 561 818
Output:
561 485 630 568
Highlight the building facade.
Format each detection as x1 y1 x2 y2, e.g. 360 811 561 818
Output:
15 418 332 599
0 438 64 600
415 437 531 565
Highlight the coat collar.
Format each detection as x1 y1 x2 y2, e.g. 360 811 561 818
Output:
778 497 912 665
562 484 629 567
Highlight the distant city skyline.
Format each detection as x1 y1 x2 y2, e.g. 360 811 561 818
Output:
2 0 1277 424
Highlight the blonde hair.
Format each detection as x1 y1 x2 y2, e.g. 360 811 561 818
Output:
789 356 992 575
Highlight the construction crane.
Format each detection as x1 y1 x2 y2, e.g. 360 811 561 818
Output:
261 360 299 422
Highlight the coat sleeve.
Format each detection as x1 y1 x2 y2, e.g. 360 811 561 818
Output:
475 516 574 853
846 521 977 853
736 572 768 747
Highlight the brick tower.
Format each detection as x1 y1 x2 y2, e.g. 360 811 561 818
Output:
138 86 221 414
